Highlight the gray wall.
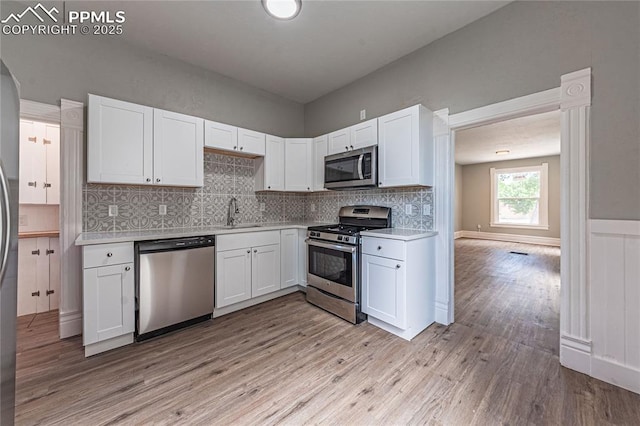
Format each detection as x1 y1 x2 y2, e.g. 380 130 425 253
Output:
0 1 303 137
460 156 561 239
455 164 462 232
304 1 640 221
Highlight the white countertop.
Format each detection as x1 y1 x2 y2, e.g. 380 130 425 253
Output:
360 228 438 241
75 221 330 246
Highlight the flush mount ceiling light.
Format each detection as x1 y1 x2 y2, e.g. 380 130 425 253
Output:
262 0 301 20
495 150 510 155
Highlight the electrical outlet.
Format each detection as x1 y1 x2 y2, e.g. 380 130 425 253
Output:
19 215 28 226
477 224 482 231
259 202 265 212
423 205 431 216
405 204 412 215
108 205 118 217
310 203 316 212
159 205 167 216
360 109 366 120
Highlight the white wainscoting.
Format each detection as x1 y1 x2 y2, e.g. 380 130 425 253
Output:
455 230 560 247
589 219 640 394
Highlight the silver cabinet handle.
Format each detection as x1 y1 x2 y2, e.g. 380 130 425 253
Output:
31 249 40 255
106 252 113 257
267 186 271 189
345 146 349 151
396 264 401 269
124 266 131 272
27 181 37 187
247 250 251 253
27 136 37 143
0 163 11 291
46 289 54 295
46 249 54 255
43 138 52 145
31 291 40 297
253 249 257 253
233 146 237 150
240 146 244 151
350 145 354 150
377 246 382 250
156 178 161 183
146 178 151 183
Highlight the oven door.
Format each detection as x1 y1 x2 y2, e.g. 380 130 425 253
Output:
306 239 357 302
324 148 377 190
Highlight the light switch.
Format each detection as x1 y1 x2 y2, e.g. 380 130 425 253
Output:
159 205 167 216
108 205 118 217
360 109 366 120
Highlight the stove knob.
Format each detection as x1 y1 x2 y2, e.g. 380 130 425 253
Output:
337 236 343 241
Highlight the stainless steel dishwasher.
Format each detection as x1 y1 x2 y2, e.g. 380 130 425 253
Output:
136 236 215 341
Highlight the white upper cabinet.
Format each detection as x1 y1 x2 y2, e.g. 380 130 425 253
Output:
204 120 238 152
327 127 351 155
153 109 203 187
88 94 153 185
238 128 266 156
88 95 203 187
378 105 434 188
255 135 284 191
312 135 328 191
19 120 60 205
350 118 378 150
285 138 313 192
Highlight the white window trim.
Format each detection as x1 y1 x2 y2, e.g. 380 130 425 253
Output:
490 163 549 230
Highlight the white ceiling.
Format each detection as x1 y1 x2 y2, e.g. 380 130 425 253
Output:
455 110 561 165
85 0 510 103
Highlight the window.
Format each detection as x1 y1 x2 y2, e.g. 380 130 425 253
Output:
490 163 548 229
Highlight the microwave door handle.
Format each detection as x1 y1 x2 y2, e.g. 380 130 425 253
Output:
357 154 364 180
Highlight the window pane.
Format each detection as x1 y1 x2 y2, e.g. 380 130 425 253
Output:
498 199 539 225
497 171 540 198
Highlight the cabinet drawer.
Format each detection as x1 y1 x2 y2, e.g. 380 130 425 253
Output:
83 242 134 269
362 236 405 260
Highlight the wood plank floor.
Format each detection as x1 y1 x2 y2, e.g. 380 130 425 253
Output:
15 238 640 425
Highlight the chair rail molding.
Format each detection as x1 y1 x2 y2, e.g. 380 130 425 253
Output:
60 99 84 338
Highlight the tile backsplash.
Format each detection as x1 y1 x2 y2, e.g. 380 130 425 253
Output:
83 152 433 232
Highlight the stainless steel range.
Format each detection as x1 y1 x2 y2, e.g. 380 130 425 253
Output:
306 206 392 323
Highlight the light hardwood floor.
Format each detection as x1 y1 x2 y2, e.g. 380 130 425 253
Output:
15 239 640 424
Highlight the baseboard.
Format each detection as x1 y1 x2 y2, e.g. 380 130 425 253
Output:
591 356 640 394
434 300 450 325
59 311 82 339
457 230 560 247
213 286 301 318
454 231 464 239
560 334 592 376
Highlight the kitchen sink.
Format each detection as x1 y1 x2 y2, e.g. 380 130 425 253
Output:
220 224 263 229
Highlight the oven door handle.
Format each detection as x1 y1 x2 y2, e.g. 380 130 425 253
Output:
305 238 357 253
357 154 364 180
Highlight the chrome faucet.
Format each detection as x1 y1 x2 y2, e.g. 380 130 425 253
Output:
227 197 239 226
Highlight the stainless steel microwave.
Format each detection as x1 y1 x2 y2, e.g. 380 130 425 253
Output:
324 146 377 190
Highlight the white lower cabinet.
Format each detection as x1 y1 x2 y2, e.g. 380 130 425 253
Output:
17 237 59 317
82 242 135 356
280 229 299 289
362 235 435 341
216 231 281 308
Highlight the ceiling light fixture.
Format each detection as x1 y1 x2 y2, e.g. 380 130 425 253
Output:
262 0 301 20
495 150 510 155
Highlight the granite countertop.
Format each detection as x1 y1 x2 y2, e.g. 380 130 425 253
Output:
75 221 331 246
360 228 438 241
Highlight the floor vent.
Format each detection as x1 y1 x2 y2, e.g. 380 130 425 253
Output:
509 251 529 256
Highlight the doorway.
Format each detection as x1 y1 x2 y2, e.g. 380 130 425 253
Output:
16 118 61 334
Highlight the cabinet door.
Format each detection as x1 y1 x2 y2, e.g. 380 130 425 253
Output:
238 128 266 156
378 106 421 187
312 135 328 191
284 138 313 192
83 263 135 345
88 95 153 185
327 127 351 155
17 238 38 316
264 135 284 191
351 118 378 150
280 230 298 288
362 254 406 329
216 248 252 308
35 237 50 314
18 120 46 204
153 109 204 187
44 123 60 205
204 120 238 151
47 237 60 311
252 244 281 297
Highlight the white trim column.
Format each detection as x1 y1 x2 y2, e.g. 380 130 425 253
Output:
59 99 84 338
559 68 592 374
433 108 453 325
